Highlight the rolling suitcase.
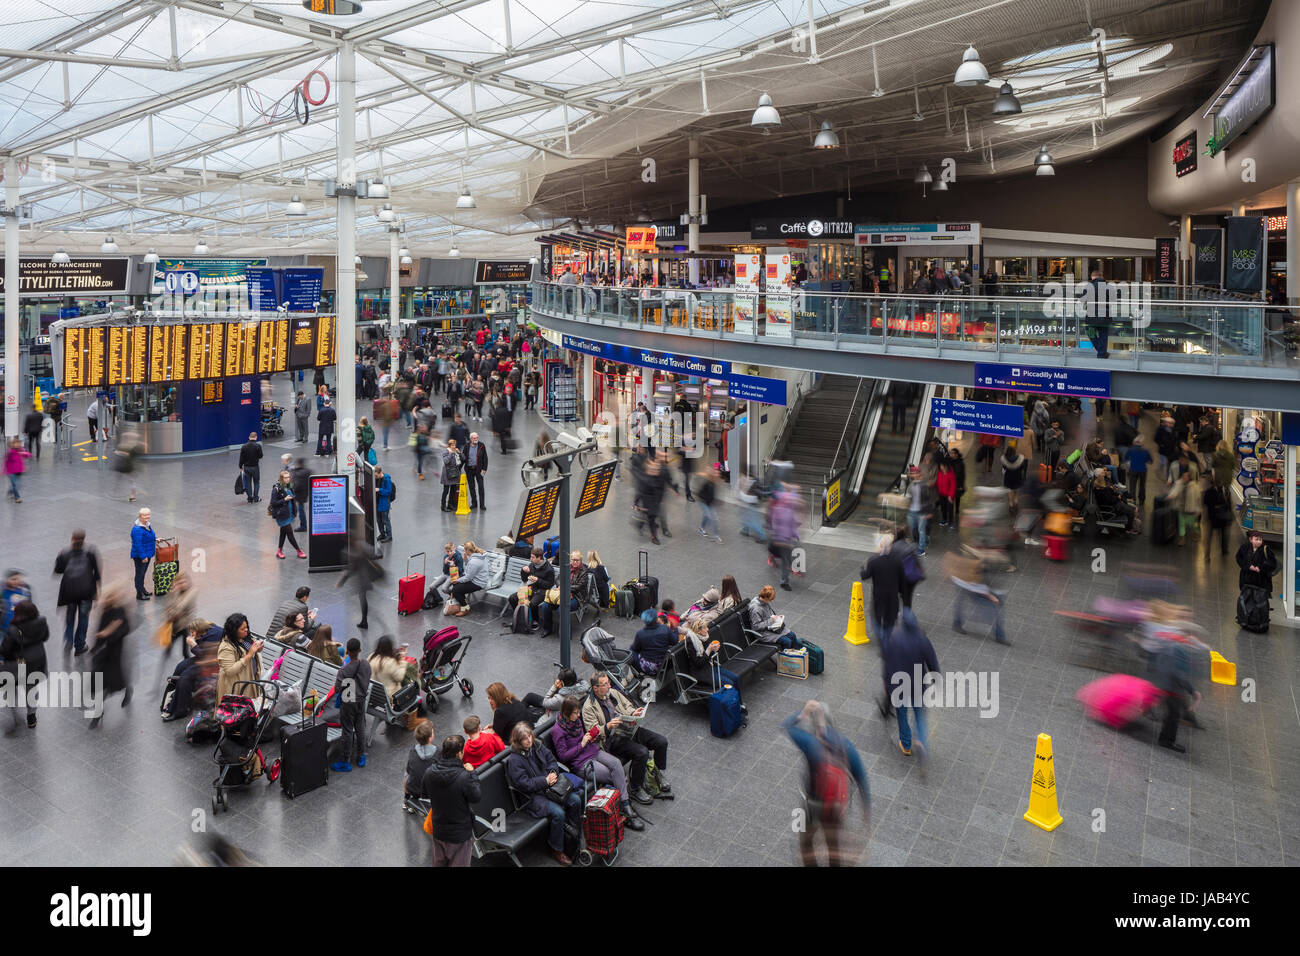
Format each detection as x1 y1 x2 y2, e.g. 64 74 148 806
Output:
613 588 636 618
441 403 454 420
583 787 625 864
624 550 659 610
542 535 561 560
1150 498 1176 546
1037 462 1052 483
279 719 329 798
708 659 744 738
398 552 426 616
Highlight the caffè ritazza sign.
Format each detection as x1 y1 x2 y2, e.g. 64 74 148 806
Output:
750 217 855 240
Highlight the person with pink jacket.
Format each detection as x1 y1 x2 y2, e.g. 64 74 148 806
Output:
4 437 32 503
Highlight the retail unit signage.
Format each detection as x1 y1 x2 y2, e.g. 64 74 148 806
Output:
855 222 981 246
474 260 532 284
651 220 681 241
751 218 854 240
0 257 128 296
625 226 658 252
1209 44 1274 156
973 361 1110 398
1153 237 1176 284
931 397 1025 438
561 335 787 405
1224 216 1264 293
1173 131 1197 177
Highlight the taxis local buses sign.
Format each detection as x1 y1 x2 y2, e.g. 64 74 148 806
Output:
625 225 658 252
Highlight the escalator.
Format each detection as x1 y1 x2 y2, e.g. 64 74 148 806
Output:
823 380 933 528
772 374 870 489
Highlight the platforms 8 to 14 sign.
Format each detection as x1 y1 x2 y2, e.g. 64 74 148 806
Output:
931 397 1025 438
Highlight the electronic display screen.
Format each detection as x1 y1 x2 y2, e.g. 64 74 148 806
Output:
288 317 316 369
148 325 187 383
517 478 563 540
201 380 224 404
63 327 106 389
574 461 617 519
105 327 147 387
314 315 336 368
257 318 289 374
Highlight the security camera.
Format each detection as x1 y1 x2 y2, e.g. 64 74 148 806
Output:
556 431 584 450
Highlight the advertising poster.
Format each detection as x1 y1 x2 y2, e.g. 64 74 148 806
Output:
734 254 762 292
310 476 348 535
1192 227 1224 288
765 295 793 339
733 293 758 335
765 250 791 291
1224 217 1264 293
1153 237 1176 284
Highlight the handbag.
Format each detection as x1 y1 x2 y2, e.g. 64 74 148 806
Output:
366 447 378 465
423 808 434 835
155 620 173 648
516 584 532 603
545 772 574 803
155 538 178 564
234 472 245 495
545 587 561 605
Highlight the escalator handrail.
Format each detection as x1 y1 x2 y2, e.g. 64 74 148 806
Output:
843 379 889 505
827 376 866 479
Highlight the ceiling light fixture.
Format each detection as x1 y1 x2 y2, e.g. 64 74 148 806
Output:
100 235 119 254
193 239 209 255
992 82 1022 115
750 92 781 130
1034 145 1056 175
143 249 159 264
953 45 989 86
368 177 389 199
51 248 71 265
812 120 840 149
914 164 933 184
934 179 949 191
287 195 307 217
377 203 395 223
456 185 476 210
448 241 460 257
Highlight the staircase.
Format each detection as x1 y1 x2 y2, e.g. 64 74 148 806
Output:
775 375 870 488
842 386 926 528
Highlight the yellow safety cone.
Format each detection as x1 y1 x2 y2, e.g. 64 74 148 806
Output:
32 385 43 412
1209 651 1236 686
1023 733 1063 832
842 580 869 645
455 472 471 516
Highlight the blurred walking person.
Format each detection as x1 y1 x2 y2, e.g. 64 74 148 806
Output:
783 701 870 866
884 609 940 764
53 530 100 656
4 437 31 503
768 484 799 591
88 584 133 729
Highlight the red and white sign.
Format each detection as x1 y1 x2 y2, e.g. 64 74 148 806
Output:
734 254 762 291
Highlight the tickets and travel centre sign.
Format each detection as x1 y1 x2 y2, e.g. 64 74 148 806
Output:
561 335 787 405
855 222 981 245
0 257 128 296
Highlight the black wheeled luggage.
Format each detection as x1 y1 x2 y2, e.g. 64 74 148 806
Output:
280 720 329 798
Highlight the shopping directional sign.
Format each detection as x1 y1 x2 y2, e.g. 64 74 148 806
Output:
973 361 1110 398
931 397 1025 438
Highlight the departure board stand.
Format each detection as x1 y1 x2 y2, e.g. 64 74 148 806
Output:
521 431 599 669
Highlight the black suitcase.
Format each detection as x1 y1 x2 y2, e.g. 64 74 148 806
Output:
1150 502 1176 545
280 720 329 799
1236 585 1270 633
636 550 659 608
441 403 454 420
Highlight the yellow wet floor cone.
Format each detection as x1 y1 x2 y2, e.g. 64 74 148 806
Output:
32 385 43 413
1024 733 1063 832
456 473 471 515
842 580 869 645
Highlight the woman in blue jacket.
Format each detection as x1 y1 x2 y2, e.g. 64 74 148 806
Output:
129 508 156 601
270 470 306 559
505 722 583 866
374 466 393 542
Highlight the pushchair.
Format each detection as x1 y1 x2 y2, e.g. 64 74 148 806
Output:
211 680 280 814
580 624 634 686
418 625 474 712
261 403 285 439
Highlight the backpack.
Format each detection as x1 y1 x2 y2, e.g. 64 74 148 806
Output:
510 603 532 634
644 756 665 798
387 477 396 503
813 746 852 823
186 710 220 745
902 551 926 584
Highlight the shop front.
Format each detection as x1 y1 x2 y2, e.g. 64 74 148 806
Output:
854 222 981 293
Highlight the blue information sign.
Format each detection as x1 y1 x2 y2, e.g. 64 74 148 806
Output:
930 397 1024 438
561 335 787 405
282 268 324 312
1282 413 1300 445
245 268 278 310
973 361 1110 398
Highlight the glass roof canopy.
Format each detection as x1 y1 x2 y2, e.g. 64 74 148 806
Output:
0 0 875 257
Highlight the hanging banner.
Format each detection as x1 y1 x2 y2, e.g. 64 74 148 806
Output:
1192 227 1224 288
0 257 129 296
1224 217 1264 293
733 293 758 335
765 250 791 291
733 254 762 292
1153 237 1176 284
625 225 658 252
765 294 793 340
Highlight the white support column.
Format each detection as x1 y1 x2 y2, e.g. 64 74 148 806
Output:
336 41 357 473
581 353 594 428
1287 179 1299 307
1232 201 1247 217
389 227 400 373
4 158 19 438
747 400 761 479
688 135 700 286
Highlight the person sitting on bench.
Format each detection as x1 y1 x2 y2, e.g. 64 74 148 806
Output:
1093 471 1139 534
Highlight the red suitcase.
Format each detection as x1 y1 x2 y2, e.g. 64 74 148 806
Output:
398 552 426 616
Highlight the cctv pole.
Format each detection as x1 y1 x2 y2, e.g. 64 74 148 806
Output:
556 454 573 668
4 157 20 438
335 40 357 475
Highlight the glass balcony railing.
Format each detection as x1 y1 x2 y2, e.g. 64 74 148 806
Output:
531 282 1300 377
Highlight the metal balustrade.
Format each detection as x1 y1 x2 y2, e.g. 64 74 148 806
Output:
531 282 1299 379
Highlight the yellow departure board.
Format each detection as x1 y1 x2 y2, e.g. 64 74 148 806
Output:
574 460 618 518
63 327 106 389
257 318 289 374
185 323 207 381
201 380 224 404
315 315 336 368
105 327 147 386
223 323 243 378
517 478 563 540
148 325 187 383
239 322 258 376
288 317 316 369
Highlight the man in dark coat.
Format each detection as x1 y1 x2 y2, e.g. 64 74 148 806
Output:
238 432 263 502
862 535 905 716
53 530 101 654
316 399 336 457
883 608 940 761
462 432 489 510
421 734 482 867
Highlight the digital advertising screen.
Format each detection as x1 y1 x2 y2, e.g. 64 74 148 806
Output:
309 475 349 536
517 478 563 540
574 460 618 519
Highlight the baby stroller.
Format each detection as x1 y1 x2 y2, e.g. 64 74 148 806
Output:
211 680 280 814
261 403 285 439
581 624 634 687
418 625 474 712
